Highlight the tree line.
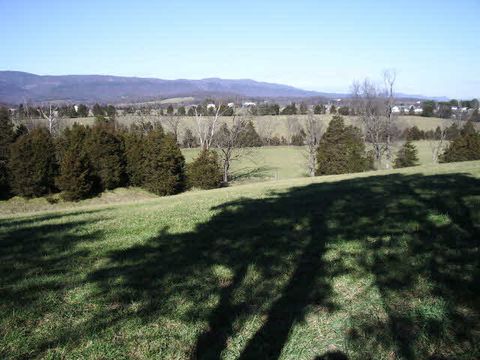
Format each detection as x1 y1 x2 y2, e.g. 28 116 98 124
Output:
2 103 480 202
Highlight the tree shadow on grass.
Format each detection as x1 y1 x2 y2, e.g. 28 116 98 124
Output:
4 173 479 359
87 172 480 359
0 209 109 358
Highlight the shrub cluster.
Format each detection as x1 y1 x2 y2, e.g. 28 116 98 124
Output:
3 112 189 200
440 121 480 163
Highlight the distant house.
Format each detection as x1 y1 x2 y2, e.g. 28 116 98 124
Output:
227 102 235 108
206 103 216 110
242 102 256 107
414 107 423 115
391 106 401 114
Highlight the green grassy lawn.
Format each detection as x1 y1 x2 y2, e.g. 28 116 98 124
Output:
182 141 444 183
1 161 480 359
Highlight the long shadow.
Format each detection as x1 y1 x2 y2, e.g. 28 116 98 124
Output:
0 209 108 359
87 172 480 359
4 173 480 359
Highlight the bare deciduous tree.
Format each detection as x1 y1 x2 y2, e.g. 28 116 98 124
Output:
286 117 301 143
351 79 386 167
256 117 275 144
428 125 448 163
164 116 181 142
39 104 61 135
351 73 399 169
213 115 250 183
194 102 229 150
303 114 324 177
383 69 397 169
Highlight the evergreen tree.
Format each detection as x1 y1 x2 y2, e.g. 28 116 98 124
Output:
0 107 15 198
237 121 263 147
77 104 89 117
313 104 326 114
187 149 223 189
316 116 373 175
405 126 425 140
143 131 186 196
9 128 58 197
187 107 195 116
56 124 94 200
85 126 125 191
421 100 436 117
122 130 146 186
280 103 298 115
393 141 419 168
182 128 199 148
440 121 480 163
299 102 308 115
167 105 174 116
330 104 337 114
177 106 186 116
92 103 104 117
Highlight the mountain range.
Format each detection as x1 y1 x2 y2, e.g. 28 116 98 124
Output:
0 71 447 105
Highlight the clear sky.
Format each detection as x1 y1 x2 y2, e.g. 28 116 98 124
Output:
1 0 479 99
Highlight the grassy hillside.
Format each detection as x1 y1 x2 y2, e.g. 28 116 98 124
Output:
1 161 479 359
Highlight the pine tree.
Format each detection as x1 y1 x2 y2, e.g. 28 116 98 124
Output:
143 131 186 196
177 106 186 116
122 130 146 186
187 149 223 189
182 128 199 148
85 126 125 191
9 128 58 197
92 103 104 117
167 105 174 116
237 121 263 147
316 116 373 175
77 104 89 117
0 107 15 198
393 141 419 168
56 124 94 200
440 121 480 163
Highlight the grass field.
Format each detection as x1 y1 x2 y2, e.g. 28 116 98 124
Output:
1 161 480 359
182 141 445 183
21 114 466 141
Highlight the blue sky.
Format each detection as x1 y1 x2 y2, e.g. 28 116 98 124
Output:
1 0 479 98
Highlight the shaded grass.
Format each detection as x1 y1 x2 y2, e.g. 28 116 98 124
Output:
1 161 480 359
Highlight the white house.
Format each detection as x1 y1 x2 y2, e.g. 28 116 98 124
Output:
391 106 401 114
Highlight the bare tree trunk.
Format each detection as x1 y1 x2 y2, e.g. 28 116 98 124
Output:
39 104 60 135
304 114 323 177
383 69 397 169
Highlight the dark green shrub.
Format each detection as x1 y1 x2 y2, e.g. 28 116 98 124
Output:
143 131 186 196
394 141 419 168
237 121 263 147
85 126 126 191
316 116 373 175
9 128 58 197
121 130 146 186
56 124 94 201
0 107 15 198
440 121 480 163
187 149 223 189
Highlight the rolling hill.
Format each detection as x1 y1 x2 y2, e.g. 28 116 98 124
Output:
0 71 325 104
